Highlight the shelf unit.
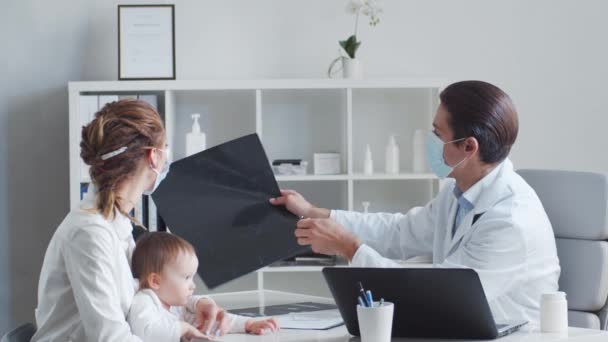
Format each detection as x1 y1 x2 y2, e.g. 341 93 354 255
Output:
68 78 444 289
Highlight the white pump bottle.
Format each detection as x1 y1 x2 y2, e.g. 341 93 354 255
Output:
186 113 206 156
385 135 400 174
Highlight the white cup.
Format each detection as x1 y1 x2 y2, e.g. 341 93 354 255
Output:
540 292 568 333
356 302 394 342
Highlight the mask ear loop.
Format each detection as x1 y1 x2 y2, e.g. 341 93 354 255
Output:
447 137 472 169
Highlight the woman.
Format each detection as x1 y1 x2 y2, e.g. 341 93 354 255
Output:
32 100 229 341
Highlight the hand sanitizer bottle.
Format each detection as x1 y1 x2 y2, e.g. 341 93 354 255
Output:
385 135 400 174
186 113 206 156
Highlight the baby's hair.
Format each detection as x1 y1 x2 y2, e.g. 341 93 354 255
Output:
132 232 196 289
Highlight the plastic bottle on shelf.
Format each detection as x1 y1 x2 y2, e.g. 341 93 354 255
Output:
363 144 374 175
186 113 206 156
385 135 400 174
412 129 427 173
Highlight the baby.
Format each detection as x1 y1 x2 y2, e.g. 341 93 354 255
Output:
128 232 278 341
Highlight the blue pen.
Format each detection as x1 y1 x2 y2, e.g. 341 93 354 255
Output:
365 290 374 307
358 282 370 307
358 296 366 307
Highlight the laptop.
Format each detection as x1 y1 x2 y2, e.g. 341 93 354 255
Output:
322 267 528 339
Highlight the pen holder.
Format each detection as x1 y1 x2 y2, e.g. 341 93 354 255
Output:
356 302 394 342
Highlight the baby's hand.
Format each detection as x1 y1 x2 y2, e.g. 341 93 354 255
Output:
245 318 280 335
180 321 207 340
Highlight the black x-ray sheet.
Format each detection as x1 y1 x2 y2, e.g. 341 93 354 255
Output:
152 133 310 288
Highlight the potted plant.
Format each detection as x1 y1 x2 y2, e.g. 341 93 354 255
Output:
328 0 382 79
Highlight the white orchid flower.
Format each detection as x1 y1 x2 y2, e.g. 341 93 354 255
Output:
333 0 382 61
345 0 365 14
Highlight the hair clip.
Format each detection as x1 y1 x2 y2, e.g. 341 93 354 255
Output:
101 146 128 160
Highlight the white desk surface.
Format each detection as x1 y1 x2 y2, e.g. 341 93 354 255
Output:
204 290 608 342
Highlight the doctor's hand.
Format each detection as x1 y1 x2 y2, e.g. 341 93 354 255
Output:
195 298 230 336
269 189 330 219
295 218 361 261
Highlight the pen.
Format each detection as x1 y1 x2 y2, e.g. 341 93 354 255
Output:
365 290 374 307
359 282 370 307
358 296 366 307
380 298 384 307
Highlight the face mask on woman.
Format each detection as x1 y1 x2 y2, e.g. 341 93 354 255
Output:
144 148 171 195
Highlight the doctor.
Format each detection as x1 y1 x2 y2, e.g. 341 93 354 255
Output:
271 80 560 323
33 100 230 341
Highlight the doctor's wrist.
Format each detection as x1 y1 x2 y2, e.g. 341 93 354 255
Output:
307 207 331 219
339 236 361 262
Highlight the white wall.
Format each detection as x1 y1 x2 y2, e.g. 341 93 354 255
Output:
83 0 608 173
1 0 94 334
2 0 607 333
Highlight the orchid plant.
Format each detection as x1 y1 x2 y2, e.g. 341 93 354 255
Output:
340 0 382 59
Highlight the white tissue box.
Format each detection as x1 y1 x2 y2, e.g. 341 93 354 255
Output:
313 153 341 175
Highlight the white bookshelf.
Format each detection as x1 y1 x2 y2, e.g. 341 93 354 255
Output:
68 78 444 286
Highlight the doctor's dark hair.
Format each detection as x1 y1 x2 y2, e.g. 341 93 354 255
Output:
132 232 196 289
80 99 165 221
440 81 518 164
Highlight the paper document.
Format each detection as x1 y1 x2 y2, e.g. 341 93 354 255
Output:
277 309 344 330
229 302 337 317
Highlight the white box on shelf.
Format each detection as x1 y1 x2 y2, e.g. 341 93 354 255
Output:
314 153 341 175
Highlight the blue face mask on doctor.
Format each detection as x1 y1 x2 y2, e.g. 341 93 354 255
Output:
426 131 469 179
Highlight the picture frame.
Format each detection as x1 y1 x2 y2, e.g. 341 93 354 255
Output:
118 4 176 80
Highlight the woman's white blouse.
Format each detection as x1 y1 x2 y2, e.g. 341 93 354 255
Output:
32 188 142 341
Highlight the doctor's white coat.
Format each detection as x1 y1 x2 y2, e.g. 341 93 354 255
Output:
332 159 560 323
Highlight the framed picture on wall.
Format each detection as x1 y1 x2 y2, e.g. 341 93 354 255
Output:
118 4 176 80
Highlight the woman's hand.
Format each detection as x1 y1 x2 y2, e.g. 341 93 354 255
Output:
269 189 330 219
295 218 361 260
245 318 280 335
195 298 230 336
180 322 207 341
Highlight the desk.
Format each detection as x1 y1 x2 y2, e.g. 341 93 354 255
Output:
207 290 608 342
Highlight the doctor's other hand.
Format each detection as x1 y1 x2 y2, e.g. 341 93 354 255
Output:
295 218 361 261
269 189 330 219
